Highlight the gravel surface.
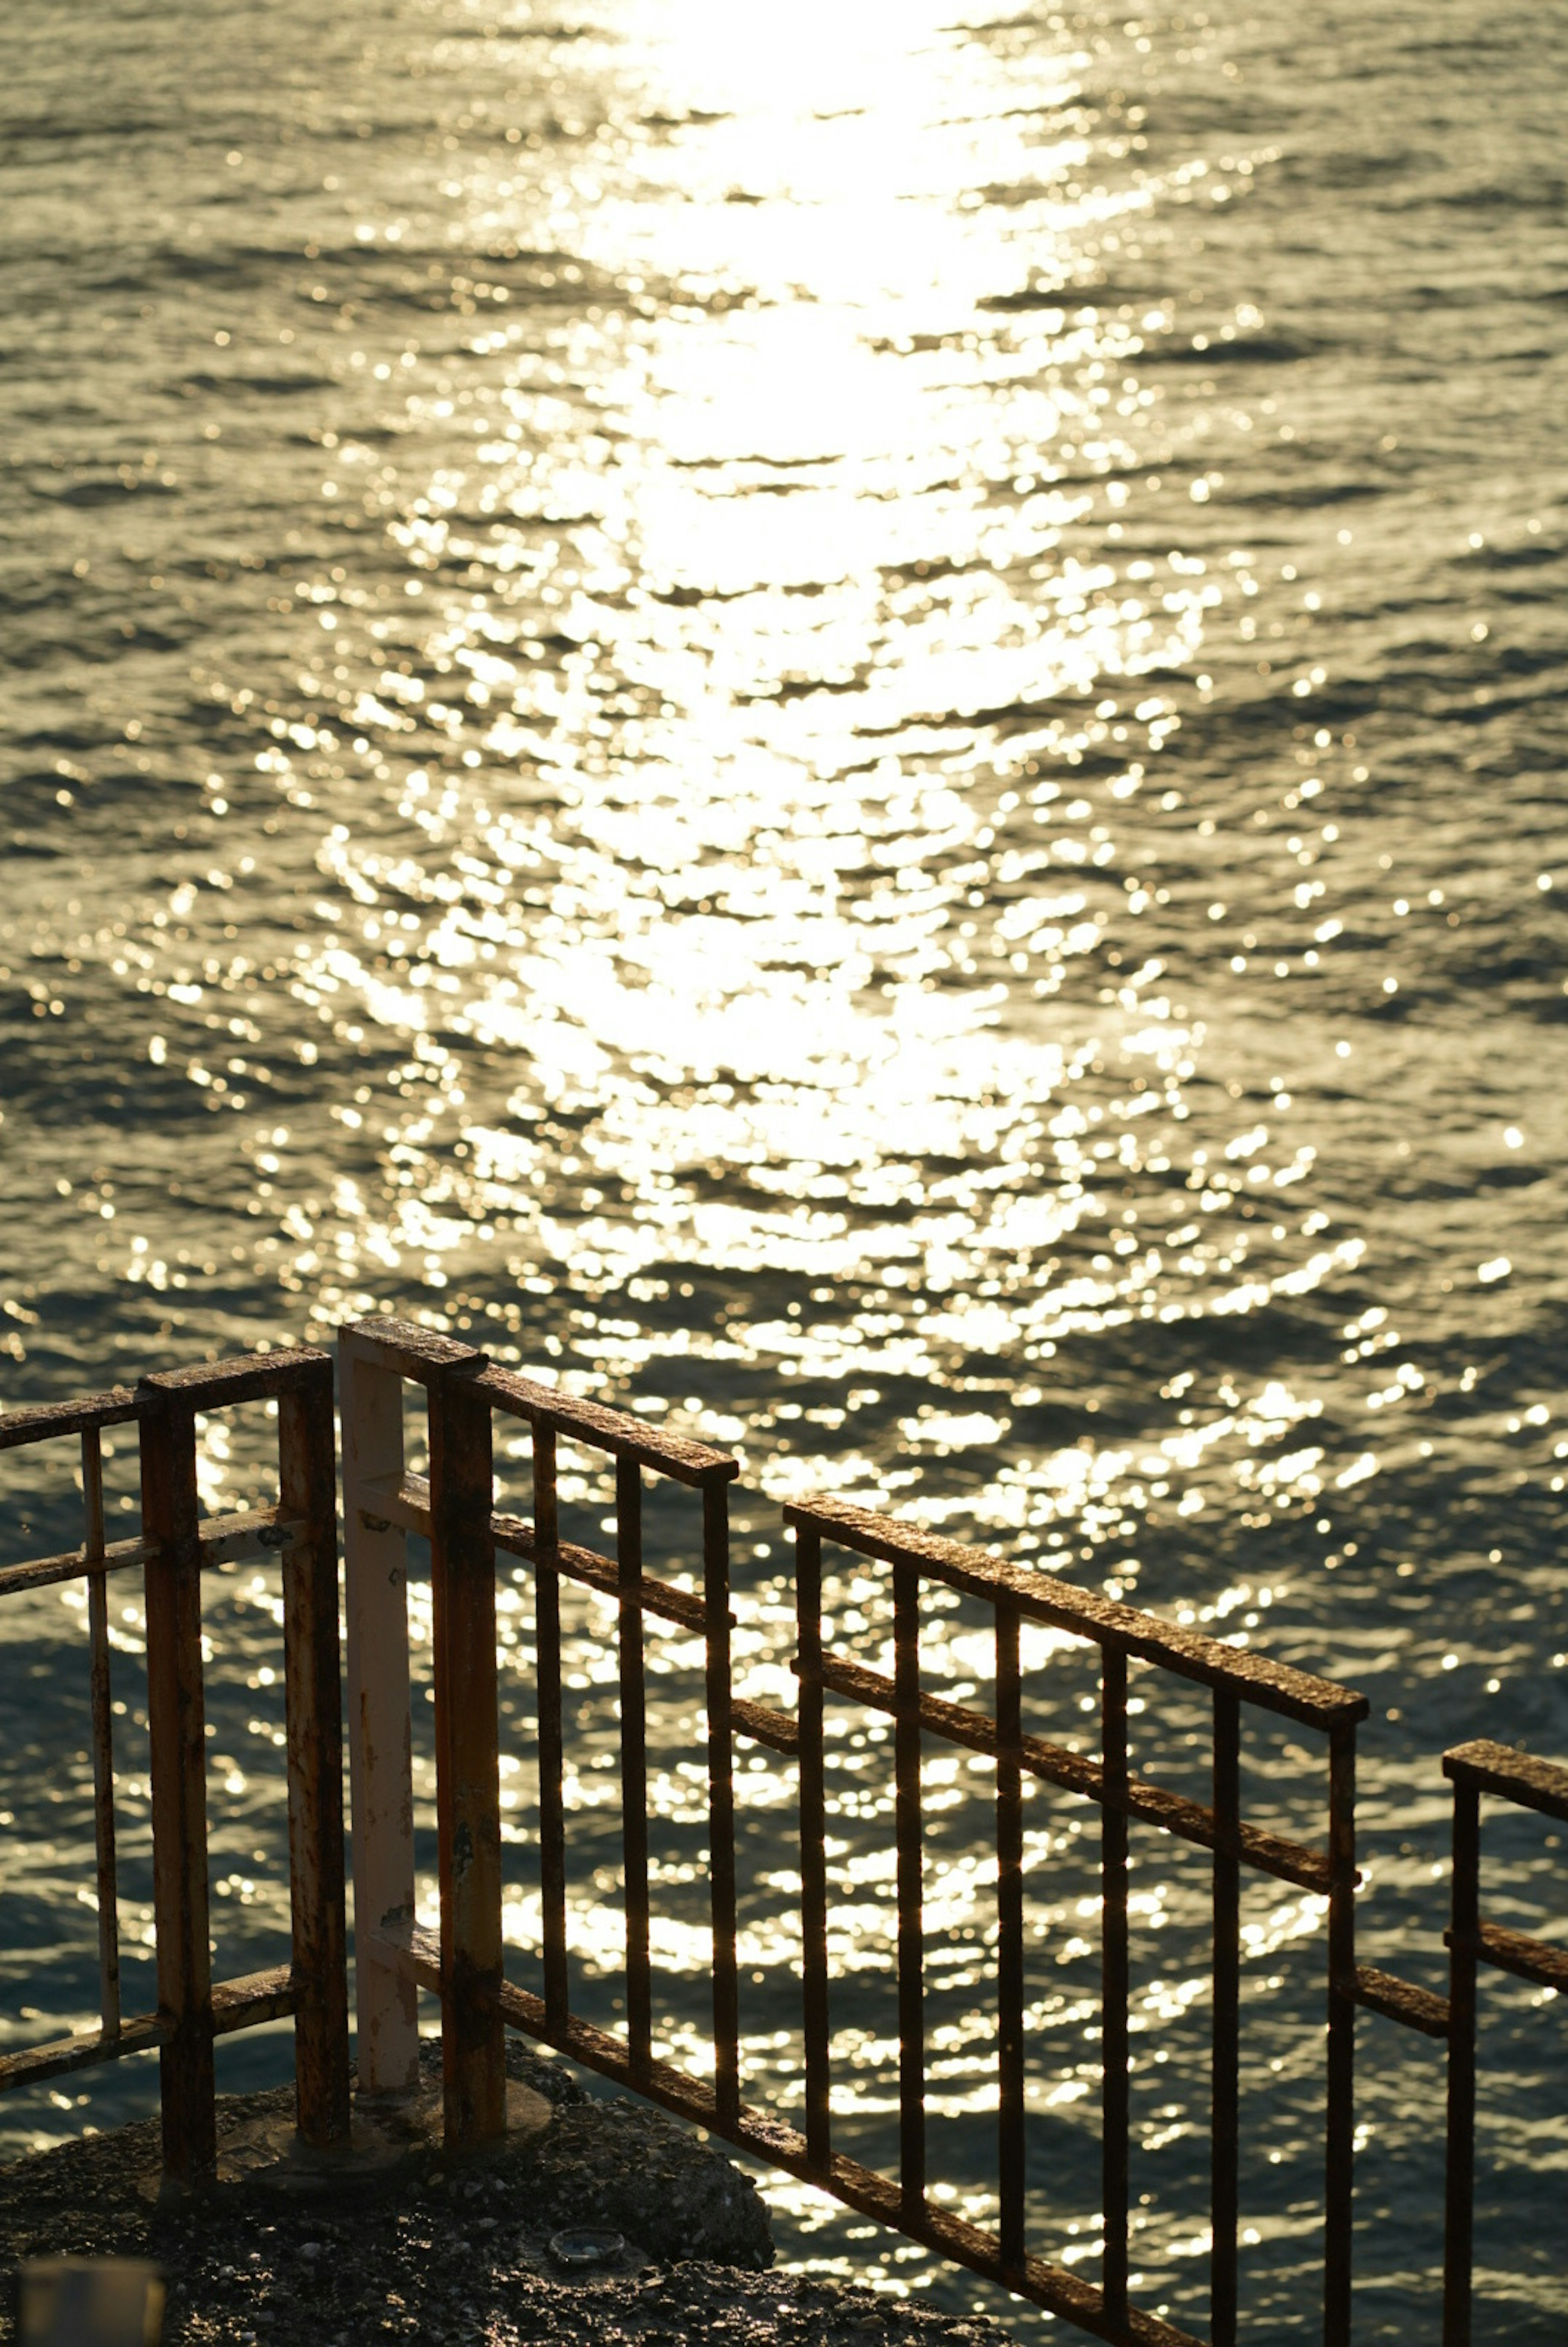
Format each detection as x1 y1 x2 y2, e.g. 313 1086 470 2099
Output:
0 2045 1018 2347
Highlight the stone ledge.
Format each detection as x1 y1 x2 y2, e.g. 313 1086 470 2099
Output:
0 2042 1019 2347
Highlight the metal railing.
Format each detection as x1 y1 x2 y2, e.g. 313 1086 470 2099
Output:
0 1348 349 2176
1 1317 1563 2346
338 1315 740 2147
1438 1740 1568 2347
780 1495 1364 2347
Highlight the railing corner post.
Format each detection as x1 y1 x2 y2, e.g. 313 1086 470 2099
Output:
427 1354 505 2152
1324 1715 1357 2347
340 1327 420 2101
278 1352 352 2149
1442 1771 1481 2347
138 1377 216 2183
705 1475 740 2135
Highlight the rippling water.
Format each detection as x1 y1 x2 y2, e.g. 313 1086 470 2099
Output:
2 0 1566 2333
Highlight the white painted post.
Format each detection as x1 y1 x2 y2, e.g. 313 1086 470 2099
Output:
339 1327 420 2097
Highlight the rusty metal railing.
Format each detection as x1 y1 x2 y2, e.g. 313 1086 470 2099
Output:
0 1349 348 2179
332 1317 1564 2344
2 1321 1563 2344
779 1495 1367 2347
1438 1739 1568 2346
339 1316 742 2148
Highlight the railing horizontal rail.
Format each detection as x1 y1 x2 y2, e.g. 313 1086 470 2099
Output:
0 2011 166 2090
1444 1738 1568 1824
731 1696 800 1754
0 1389 142 1450
786 1496 1369 1731
0 1533 155 1600
492 1507 712 1632
0 1362 328 1455
140 1348 331 1410
806 1652 1337 1894
0 1966 297 2093
356 1470 714 1633
1460 1920 1568 1995
0 1506 307 1601
337 1317 740 1488
1352 1965 1451 2038
474 1362 739 1489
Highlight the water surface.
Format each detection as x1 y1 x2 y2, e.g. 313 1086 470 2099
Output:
2 0 1566 2334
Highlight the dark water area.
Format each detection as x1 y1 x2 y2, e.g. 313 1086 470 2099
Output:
1 0 1566 2334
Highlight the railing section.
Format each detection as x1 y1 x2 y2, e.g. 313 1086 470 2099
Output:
1438 1739 1568 2347
0 1350 350 2178
2 1325 1564 2340
339 1316 743 2148
782 1496 1369 2347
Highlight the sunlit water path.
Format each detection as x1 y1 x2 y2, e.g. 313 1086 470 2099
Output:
2 0 1566 2334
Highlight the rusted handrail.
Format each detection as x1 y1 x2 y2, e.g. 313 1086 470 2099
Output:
785 1496 1368 1731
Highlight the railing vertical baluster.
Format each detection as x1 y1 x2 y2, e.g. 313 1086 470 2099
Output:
82 1428 121 2043
995 1596 1026 2276
705 1477 740 2134
137 1379 216 2181
340 1329 419 2097
1211 1687 1241 2347
278 1358 351 2149
797 1522 831 2171
1442 1778 1480 2347
427 1361 505 2151
534 1422 569 2032
1324 1718 1356 2347
1101 1644 1130 2331
617 1457 652 2081
893 1559 925 2224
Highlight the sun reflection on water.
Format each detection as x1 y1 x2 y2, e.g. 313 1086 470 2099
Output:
192 17 1543 2300
4 0 1567 2325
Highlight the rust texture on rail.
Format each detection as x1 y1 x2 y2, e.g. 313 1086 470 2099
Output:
0 1967 298 2095
1351 1966 1450 2039
0 1387 143 1451
141 1346 332 1408
785 1496 1370 1730
338 1316 486 1385
1443 1738 1568 1825
0 1505 307 1602
476 1360 739 1489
